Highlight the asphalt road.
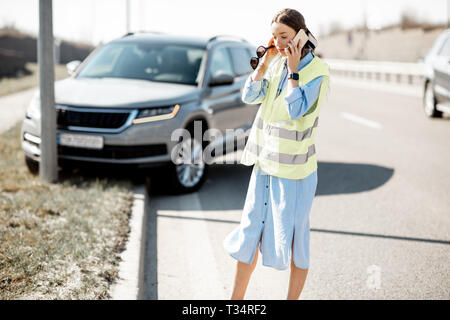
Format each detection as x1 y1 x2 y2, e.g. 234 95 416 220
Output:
142 77 450 300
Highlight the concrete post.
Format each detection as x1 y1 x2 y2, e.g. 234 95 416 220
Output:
126 0 130 33
38 0 58 183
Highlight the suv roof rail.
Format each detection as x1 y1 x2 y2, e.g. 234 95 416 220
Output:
207 34 248 44
121 31 166 38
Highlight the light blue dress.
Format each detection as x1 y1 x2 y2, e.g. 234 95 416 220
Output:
223 51 322 270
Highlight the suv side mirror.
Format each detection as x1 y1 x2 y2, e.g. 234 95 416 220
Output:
66 60 81 76
209 70 234 87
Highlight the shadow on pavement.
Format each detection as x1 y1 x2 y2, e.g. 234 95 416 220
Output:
142 179 158 300
148 161 394 211
316 161 394 196
140 161 450 300
57 160 151 186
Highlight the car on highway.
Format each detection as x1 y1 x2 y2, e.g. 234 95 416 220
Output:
22 32 257 193
423 29 450 118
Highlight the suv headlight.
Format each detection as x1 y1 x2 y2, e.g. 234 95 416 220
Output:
25 92 41 120
132 104 180 124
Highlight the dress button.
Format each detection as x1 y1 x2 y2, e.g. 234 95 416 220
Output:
262 221 265 224
264 202 267 205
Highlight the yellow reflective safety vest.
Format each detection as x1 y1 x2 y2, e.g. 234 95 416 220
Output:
240 52 330 180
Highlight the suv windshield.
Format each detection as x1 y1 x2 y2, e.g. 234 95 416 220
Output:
77 41 206 85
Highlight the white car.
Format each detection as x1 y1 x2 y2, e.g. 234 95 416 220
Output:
423 29 450 118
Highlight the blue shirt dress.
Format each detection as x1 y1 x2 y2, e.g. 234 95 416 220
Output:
223 51 322 270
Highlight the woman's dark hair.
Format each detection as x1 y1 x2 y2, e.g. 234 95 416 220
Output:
271 8 314 58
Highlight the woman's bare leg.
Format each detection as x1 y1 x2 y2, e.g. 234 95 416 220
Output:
286 258 308 299
287 235 308 300
230 244 259 300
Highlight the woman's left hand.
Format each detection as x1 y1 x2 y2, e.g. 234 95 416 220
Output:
286 38 302 73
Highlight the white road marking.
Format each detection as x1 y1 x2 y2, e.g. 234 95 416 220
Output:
158 209 242 217
340 112 383 130
158 193 227 299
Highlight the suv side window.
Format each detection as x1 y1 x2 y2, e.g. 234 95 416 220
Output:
210 47 234 77
438 36 450 57
229 47 253 76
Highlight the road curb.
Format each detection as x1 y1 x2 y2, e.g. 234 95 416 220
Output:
110 181 149 300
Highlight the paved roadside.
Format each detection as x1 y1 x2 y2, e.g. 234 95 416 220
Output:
140 80 450 300
0 87 37 134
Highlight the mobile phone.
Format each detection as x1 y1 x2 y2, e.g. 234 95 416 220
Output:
292 29 309 49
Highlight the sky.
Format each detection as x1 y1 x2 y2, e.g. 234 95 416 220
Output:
0 0 448 47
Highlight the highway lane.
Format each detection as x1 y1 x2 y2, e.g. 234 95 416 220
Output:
142 77 450 299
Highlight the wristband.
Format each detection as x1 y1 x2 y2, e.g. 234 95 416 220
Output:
288 73 299 80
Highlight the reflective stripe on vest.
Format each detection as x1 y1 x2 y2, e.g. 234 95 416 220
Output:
245 141 316 165
256 116 319 142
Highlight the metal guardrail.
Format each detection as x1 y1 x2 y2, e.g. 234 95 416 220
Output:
324 58 426 85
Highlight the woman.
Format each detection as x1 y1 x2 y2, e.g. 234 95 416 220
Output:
223 8 329 300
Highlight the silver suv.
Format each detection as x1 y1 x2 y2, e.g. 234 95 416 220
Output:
423 29 450 118
22 32 257 193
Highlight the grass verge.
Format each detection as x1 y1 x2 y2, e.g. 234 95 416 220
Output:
0 63 69 97
0 122 135 299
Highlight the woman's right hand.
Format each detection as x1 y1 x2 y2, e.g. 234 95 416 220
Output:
258 37 278 71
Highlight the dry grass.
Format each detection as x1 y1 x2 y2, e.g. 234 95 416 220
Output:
0 63 69 97
0 122 135 299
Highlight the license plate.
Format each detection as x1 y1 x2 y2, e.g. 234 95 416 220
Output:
59 133 104 149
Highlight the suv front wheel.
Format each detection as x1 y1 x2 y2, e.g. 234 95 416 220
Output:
25 156 39 175
424 81 443 118
167 135 208 194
